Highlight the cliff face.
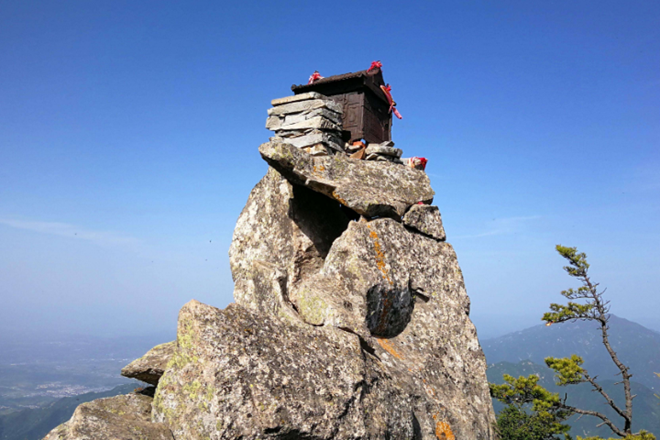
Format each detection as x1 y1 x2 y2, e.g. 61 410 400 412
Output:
44 94 496 440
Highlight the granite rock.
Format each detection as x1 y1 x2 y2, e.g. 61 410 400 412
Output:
153 213 496 438
43 394 173 440
121 341 176 386
403 204 446 241
259 141 434 218
152 300 384 439
225 168 494 438
318 218 494 437
229 167 351 318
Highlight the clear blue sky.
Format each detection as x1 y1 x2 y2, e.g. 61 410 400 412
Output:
1 0 658 339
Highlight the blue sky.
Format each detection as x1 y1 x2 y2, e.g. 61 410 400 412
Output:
1 0 658 339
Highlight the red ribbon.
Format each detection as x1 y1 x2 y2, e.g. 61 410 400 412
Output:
380 84 403 119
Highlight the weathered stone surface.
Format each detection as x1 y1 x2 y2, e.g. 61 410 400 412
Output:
43 394 173 440
259 141 435 218
153 299 468 439
228 171 495 438
156 218 495 438
152 300 372 439
271 92 324 106
270 130 343 151
283 107 342 125
267 98 342 116
264 115 282 130
229 167 351 318
403 204 446 241
267 108 343 131
276 115 341 131
365 145 402 158
291 218 494 437
121 341 176 386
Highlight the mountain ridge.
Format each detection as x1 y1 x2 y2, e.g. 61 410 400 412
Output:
482 314 660 390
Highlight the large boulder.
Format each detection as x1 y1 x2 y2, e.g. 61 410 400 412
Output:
43 394 173 440
153 300 382 438
259 142 434 218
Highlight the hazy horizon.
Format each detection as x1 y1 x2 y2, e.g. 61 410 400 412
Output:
2 1 658 341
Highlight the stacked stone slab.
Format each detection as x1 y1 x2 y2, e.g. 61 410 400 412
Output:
266 91 344 156
364 140 403 163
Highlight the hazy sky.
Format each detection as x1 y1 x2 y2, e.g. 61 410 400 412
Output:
1 1 658 340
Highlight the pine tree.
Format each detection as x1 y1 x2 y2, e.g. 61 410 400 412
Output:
542 245 638 437
491 246 656 440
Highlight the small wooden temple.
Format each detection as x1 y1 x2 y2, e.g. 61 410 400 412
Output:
292 68 392 144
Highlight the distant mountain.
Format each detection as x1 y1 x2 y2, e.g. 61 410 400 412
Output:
0 383 136 440
482 315 660 390
488 360 660 438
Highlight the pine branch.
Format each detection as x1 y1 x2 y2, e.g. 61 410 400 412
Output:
560 404 626 438
582 369 627 421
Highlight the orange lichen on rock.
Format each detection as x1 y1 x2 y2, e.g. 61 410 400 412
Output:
432 414 455 440
312 165 326 173
376 338 403 360
366 225 393 285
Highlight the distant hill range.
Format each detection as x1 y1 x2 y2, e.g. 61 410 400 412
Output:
483 315 660 437
0 331 172 440
0 384 135 440
0 331 171 413
482 314 660 389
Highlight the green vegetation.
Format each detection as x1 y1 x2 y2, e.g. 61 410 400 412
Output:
491 246 657 440
490 373 571 439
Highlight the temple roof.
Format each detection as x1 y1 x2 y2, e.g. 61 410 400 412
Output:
292 68 387 102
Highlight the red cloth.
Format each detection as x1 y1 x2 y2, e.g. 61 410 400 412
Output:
308 71 324 84
408 157 428 170
367 61 383 72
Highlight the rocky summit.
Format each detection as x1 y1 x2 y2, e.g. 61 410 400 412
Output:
44 90 496 439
